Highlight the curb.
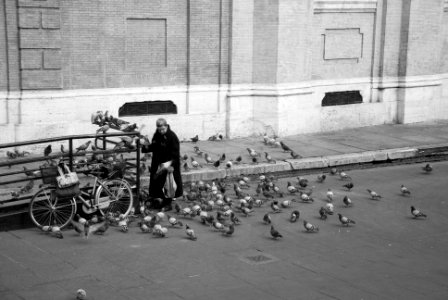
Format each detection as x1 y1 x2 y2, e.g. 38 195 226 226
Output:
156 145 447 183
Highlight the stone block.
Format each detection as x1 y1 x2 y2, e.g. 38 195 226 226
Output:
42 9 60 29
21 49 42 69
182 169 226 182
21 70 62 89
326 153 366 166
387 148 418 160
288 157 328 170
19 0 60 8
370 150 388 161
20 29 61 49
43 49 61 69
19 8 40 29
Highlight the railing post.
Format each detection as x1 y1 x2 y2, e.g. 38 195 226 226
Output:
135 136 141 205
68 138 73 170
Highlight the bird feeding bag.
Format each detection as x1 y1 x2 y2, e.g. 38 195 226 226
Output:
163 171 177 198
56 163 79 188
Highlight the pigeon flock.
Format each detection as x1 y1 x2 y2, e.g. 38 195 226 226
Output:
5 118 431 241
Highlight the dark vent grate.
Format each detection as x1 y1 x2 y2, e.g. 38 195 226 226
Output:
119 101 177 117
322 91 362 107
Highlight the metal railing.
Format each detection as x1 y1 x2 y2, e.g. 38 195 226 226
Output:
0 132 141 216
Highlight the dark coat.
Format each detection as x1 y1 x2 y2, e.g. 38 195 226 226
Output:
141 126 183 199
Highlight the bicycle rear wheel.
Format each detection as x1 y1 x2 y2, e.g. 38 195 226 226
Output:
95 179 133 216
29 186 77 229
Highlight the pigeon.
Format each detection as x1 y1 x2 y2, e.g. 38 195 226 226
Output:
290 210 300 222
23 166 34 177
247 148 260 158
167 214 183 227
70 219 85 235
316 174 326 183
297 177 308 188
183 162 190 172
343 182 354 191
287 182 298 194
213 160 220 168
204 153 214 164
185 224 197 240
76 288 87 300
270 201 281 213
326 188 334 202
234 156 242 164
270 225 283 239
330 167 338 175
325 203 334 215
190 157 202 168
290 151 302 159
230 212 241 225
263 213 272 224
41 225 63 239
153 226 168 237
44 145 52 157
303 220 319 233
422 163 432 173
400 185 411 196
319 207 328 220
219 153 226 162
280 141 292 152
338 213 356 226
281 200 292 208
367 189 382 200
339 171 351 180
265 152 276 163
190 135 199 143
76 141 92 153
343 195 353 207
222 224 234 236
225 161 233 169
212 221 225 231
84 219 109 238
411 206 427 218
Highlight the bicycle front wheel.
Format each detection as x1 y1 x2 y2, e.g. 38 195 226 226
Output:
29 186 77 229
95 179 133 216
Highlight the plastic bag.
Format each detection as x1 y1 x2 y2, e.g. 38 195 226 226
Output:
56 164 79 188
163 171 177 198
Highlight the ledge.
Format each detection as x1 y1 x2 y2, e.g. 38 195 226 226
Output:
314 0 377 14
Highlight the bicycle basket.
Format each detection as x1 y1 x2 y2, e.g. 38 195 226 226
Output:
40 166 58 185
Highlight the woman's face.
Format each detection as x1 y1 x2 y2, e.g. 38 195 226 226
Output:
156 122 168 135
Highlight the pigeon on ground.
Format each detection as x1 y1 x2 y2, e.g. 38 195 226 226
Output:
326 188 334 202
44 145 52 157
265 152 276 163
343 195 353 207
319 207 328 220
270 225 283 239
338 213 356 226
303 220 319 233
247 148 261 158
367 189 382 200
185 224 197 240
343 182 354 191
339 171 351 180
411 206 427 218
422 163 432 173
401 185 411 196
290 210 300 222
270 201 282 213
280 141 292 152
263 213 272 224
222 224 234 236
316 174 326 183
190 135 199 143
290 151 301 159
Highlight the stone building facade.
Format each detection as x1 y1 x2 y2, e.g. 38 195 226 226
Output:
1 0 448 144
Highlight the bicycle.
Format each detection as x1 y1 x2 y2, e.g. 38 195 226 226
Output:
29 166 134 229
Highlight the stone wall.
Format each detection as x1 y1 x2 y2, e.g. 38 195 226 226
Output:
1 0 448 146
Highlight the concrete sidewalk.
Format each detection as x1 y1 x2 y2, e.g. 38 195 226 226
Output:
175 120 448 182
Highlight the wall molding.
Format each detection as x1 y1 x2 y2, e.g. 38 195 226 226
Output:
314 0 377 14
9 73 447 100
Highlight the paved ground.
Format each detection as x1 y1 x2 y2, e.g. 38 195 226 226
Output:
1 161 448 300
